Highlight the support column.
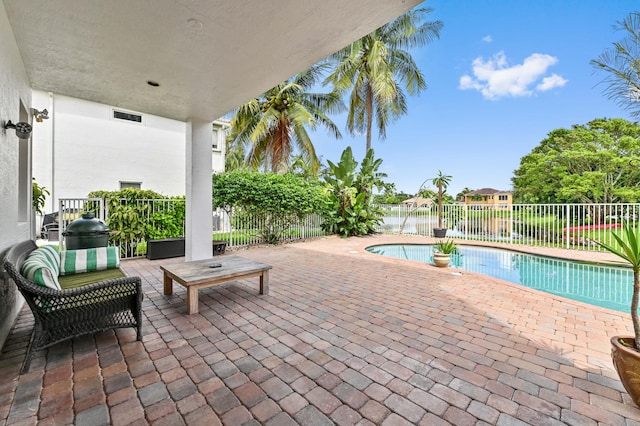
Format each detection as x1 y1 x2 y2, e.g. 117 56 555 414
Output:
185 119 213 261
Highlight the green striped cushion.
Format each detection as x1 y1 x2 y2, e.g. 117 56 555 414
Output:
21 246 61 290
60 247 120 276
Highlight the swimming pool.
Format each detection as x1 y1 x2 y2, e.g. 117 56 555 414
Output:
366 244 632 313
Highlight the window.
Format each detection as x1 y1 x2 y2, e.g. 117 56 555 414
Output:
499 195 508 201
212 128 219 151
120 181 141 190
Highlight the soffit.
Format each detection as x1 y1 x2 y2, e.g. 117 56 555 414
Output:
3 0 423 121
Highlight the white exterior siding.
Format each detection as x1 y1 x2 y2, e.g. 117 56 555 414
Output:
32 91 227 213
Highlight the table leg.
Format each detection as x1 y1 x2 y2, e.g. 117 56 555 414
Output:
260 270 269 295
187 286 199 314
163 273 173 295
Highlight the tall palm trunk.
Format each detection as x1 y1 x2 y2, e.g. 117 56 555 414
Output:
366 83 374 152
438 184 444 228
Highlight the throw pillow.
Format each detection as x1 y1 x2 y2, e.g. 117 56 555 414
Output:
60 246 120 275
21 246 62 290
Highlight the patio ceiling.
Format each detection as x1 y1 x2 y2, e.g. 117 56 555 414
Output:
3 0 423 122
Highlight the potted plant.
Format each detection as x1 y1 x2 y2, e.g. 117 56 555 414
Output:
432 171 451 238
433 238 457 268
594 224 640 406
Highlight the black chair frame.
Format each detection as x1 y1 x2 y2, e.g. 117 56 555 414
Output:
2 240 143 373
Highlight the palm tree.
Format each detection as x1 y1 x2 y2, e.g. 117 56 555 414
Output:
224 136 249 172
591 12 640 118
432 170 451 229
288 154 321 179
227 65 344 175
324 7 442 151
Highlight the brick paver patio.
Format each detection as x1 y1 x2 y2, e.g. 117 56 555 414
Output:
1 234 639 425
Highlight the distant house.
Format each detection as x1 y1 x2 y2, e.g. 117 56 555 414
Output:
401 197 433 208
32 90 229 214
464 188 512 210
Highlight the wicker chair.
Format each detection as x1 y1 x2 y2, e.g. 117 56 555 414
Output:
2 240 143 373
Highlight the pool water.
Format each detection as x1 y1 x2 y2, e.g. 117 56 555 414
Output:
366 244 632 313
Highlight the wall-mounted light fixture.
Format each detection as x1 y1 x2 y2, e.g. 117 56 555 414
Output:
4 120 33 139
31 108 49 122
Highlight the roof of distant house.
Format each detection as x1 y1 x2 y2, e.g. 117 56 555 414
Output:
402 196 433 205
466 188 512 195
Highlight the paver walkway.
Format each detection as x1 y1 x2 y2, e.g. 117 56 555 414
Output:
1 234 639 425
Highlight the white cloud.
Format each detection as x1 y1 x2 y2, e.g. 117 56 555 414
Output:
537 74 568 91
459 51 567 100
482 35 493 43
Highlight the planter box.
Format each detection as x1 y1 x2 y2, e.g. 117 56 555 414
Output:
147 238 227 260
147 238 185 260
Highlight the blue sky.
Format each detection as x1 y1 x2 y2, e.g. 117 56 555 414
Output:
310 0 638 197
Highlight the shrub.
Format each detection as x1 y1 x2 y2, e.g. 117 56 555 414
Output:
213 170 328 244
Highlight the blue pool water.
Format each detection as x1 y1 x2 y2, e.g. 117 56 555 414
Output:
366 244 632 313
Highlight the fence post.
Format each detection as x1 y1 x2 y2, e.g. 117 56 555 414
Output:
565 204 570 249
509 204 513 245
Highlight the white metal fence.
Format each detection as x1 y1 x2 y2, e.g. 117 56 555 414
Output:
48 199 639 258
377 203 640 251
52 198 327 258
212 208 327 247
58 198 106 235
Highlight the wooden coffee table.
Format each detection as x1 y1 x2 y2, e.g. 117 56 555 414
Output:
161 256 272 314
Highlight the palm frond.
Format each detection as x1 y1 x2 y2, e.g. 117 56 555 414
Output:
324 7 441 145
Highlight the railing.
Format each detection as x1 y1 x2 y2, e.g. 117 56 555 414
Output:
53 198 640 259
55 198 328 258
377 203 640 251
57 198 106 235
212 208 327 247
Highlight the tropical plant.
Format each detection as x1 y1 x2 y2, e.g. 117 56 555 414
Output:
227 65 343 175
593 224 640 350
432 171 452 229
135 240 147 256
212 170 327 244
107 204 149 245
146 201 186 240
32 178 49 215
288 154 320 180
324 7 442 151
321 147 387 237
87 188 183 251
434 238 458 255
591 12 640 118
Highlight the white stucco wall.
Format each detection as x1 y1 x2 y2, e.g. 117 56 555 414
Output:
33 92 186 211
32 92 228 213
0 1 33 349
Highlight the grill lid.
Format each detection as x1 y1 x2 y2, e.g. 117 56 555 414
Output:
62 212 110 236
